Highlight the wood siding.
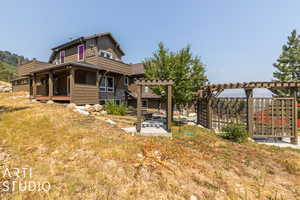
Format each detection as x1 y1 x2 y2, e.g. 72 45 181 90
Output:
72 84 99 105
12 84 29 92
86 56 131 75
18 60 51 76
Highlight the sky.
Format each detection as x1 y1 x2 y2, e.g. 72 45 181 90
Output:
1 0 300 87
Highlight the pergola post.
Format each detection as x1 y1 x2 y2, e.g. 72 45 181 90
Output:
207 91 213 129
48 71 53 99
166 85 172 132
245 88 254 137
291 88 298 145
136 85 142 133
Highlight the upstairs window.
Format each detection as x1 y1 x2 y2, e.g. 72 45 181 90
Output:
99 50 112 59
144 86 149 93
60 50 65 64
77 44 85 61
74 70 96 85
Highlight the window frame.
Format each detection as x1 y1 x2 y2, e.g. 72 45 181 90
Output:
99 50 113 59
77 44 85 61
106 76 114 92
99 76 114 92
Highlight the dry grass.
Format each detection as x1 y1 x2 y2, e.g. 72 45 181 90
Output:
0 92 299 199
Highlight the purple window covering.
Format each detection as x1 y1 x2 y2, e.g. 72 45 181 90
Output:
78 45 84 60
60 51 65 63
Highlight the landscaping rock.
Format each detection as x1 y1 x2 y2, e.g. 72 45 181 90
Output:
100 110 107 115
67 103 76 109
86 106 96 113
190 194 199 200
106 119 116 125
188 113 197 117
31 99 38 103
46 100 54 104
94 104 103 112
74 109 89 116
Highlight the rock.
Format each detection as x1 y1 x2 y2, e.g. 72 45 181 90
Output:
136 153 144 159
86 106 96 113
46 100 54 104
31 99 38 103
100 110 107 115
106 119 116 125
188 113 197 117
248 137 255 142
74 109 89 116
67 103 76 109
190 194 199 200
94 104 103 112
85 104 91 109
187 122 196 126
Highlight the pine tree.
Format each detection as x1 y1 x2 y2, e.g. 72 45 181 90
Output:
143 42 207 108
273 30 300 82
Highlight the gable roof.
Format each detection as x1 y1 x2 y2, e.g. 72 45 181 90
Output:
50 32 125 62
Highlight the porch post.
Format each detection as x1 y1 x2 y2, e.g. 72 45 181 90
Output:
69 67 75 103
245 89 254 137
96 71 100 103
167 85 172 132
48 71 53 99
136 85 142 133
291 88 298 145
32 74 36 98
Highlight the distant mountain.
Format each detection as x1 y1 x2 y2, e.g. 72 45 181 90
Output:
0 50 29 81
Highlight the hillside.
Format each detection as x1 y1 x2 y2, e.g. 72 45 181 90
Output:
0 92 299 199
0 50 29 81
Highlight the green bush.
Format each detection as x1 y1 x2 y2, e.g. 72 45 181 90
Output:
221 123 248 143
104 100 128 116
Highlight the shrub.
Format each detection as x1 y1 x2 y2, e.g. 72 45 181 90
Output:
104 100 128 116
221 123 248 143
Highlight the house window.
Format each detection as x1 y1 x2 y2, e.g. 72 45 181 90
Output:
60 50 65 64
124 77 129 86
144 86 149 93
107 77 114 92
74 70 96 85
100 77 106 92
78 44 85 61
99 51 112 59
99 76 114 92
115 99 121 105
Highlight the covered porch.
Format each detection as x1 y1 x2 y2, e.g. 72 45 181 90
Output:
31 62 100 104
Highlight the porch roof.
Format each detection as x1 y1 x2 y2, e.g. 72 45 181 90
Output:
30 62 100 74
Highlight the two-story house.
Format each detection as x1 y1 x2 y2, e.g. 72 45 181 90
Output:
12 32 162 108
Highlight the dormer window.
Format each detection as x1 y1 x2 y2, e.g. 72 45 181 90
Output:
60 50 65 64
99 50 112 59
78 44 85 61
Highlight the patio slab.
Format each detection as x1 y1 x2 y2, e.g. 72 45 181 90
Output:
255 137 300 149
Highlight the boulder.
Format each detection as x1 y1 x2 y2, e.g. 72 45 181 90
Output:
86 106 96 113
94 104 103 112
188 113 197 117
100 110 107 115
46 100 54 104
67 103 76 109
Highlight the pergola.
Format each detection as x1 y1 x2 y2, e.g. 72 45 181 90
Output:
196 81 299 144
135 79 174 133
